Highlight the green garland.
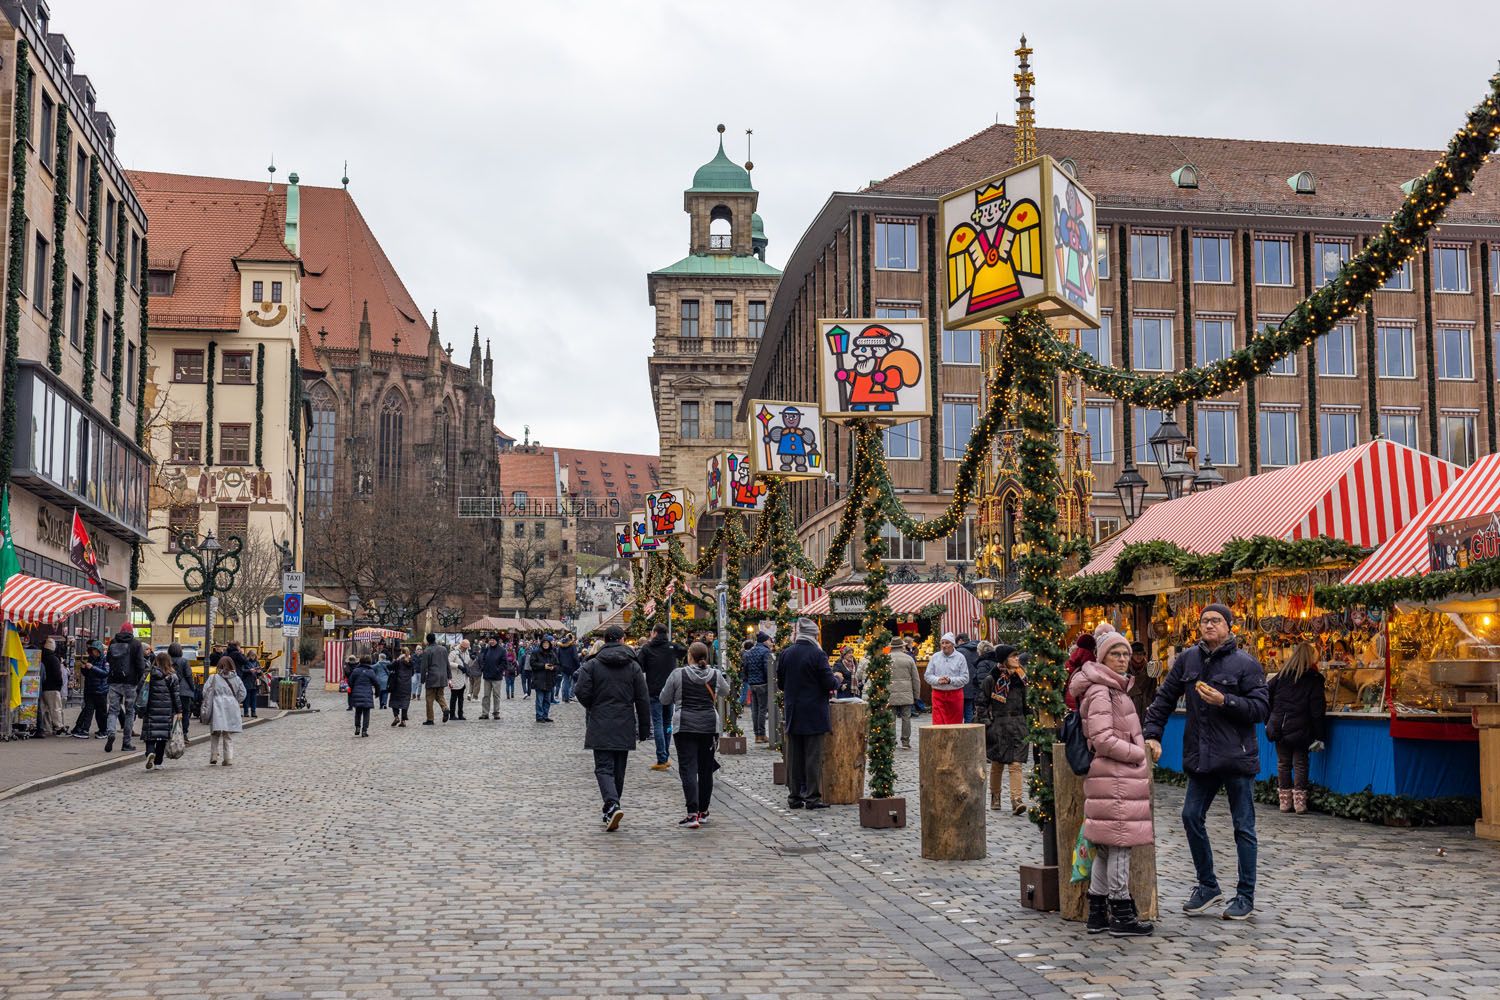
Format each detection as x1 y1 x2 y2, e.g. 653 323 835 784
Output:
855 423 897 799
1152 767 1476 828
1301 232 1317 458
1316 557 1500 610
46 110 70 374
205 340 217 467
1049 70 1500 408
1364 309 1378 440
1241 230 1258 473
81 156 100 403
1483 241 1497 445
0 40 31 488
1061 535 1371 608
1118 224 1132 459
925 216 940 493
109 208 126 425
254 342 266 467
135 237 150 446
1421 243 1438 453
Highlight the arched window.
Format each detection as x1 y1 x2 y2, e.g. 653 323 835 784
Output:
378 389 405 487
709 205 733 251
306 382 337 515
443 406 457 501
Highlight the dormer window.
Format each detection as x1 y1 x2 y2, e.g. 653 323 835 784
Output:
1059 157 1080 178
35 1 49 35
1171 164 1199 189
147 269 175 296
1288 170 1316 195
1401 176 1422 196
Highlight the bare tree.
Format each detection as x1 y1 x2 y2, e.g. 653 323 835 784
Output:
217 529 284 644
503 531 566 615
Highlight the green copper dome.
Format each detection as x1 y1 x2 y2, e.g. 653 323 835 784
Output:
690 134 753 193
750 212 765 237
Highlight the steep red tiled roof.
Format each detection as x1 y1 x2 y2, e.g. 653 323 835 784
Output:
496 450 560 501
869 124 1500 223
236 196 300 264
129 170 434 352
554 447 660 511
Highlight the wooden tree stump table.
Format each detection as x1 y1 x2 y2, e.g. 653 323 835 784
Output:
820 699 868 804
918 723 987 860
1052 743 1158 920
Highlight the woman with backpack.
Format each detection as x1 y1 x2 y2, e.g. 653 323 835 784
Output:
1067 630 1154 937
202 657 247 766
140 652 183 771
658 641 730 829
1267 642 1327 815
977 643 1029 815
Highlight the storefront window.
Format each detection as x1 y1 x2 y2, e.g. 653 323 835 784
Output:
1389 608 1500 716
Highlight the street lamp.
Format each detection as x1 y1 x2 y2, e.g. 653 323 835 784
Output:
1193 453 1227 492
1112 463 1149 523
176 529 241 648
971 576 999 603
1148 412 1195 501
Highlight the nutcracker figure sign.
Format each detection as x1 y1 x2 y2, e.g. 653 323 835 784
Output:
644 487 692 537
818 319 929 421
706 452 767 512
940 155 1099 330
748 401 826 479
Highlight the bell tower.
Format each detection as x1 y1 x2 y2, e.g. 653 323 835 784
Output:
685 124 759 258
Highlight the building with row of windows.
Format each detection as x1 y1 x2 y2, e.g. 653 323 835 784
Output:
741 119 1499 581
0 0 148 641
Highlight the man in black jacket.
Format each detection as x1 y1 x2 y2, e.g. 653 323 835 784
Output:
1143 603 1270 922
637 625 686 771
574 625 651 831
477 637 507 719
956 633 981 724
777 618 838 809
103 623 146 752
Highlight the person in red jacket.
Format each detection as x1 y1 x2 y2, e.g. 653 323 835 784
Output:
1063 633 1096 711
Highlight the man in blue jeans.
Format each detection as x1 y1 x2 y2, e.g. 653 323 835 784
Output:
1143 603 1269 922
637 624 685 771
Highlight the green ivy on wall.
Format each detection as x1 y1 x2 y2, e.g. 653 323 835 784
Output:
1482 241 1497 445
135 237 150 446
1241 230 1259 473
1301 231 1318 459
109 209 127 425
81 156 101 403
205 340 217 467
0 40 32 488
254 342 266 467
46 111 70 374
925 216 940 495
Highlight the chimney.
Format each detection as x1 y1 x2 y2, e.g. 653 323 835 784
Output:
284 172 300 255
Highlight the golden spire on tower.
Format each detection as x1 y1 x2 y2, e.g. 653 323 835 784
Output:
1014 34 1036 166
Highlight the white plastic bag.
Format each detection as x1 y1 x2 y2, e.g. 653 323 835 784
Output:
166 719 186 759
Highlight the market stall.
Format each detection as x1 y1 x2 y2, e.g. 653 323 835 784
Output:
1069 440 1464 797
803 580 987 652
2 574 121 736
740 572 826 615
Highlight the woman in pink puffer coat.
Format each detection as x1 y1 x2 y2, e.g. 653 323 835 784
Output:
1067 630 1154 937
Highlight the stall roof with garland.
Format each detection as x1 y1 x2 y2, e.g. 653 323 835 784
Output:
803 580 985 639
1079 441 1460 580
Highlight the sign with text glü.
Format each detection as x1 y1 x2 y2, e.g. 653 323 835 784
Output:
706 452 767 512
748 400 826 479
818 319 929 422
643 487 692 538
940 154 1099 331
1429 511 1500 571
629 510 660 555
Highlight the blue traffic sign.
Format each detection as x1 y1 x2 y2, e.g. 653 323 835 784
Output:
282 592 303 628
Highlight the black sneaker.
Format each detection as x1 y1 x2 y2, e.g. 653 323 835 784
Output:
104 734 115 752
606 806 624 832
787 798 805 809
805 802 830 810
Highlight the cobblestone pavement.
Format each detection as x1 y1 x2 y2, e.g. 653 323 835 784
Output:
2 686 1498 999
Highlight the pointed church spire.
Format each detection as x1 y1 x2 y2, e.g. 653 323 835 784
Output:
484 338 493 389
427 309 443 377
357 300 372 369
469 325 482 383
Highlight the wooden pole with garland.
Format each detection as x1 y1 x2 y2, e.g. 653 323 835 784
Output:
46 111 71 374
0 40 31 488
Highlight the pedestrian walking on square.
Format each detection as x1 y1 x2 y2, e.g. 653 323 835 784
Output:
923 633 969 726
373 653 391 711
103 623 146 753
1070 631 1154 936
574 624 651 831
388 651 415 727
170 643 199 744
140 652 183 771
71 641 109 739
556 633 581 703
742 632 772 744
978 643 1028 815
478 636 506 718
884 637 922 749
1143 603 1269 921
37 636 66 737
956 633 981 724
419 634 451 725
777 617 837 810
504 637 520 699
639 624 686 769
520 638 533 698
660 641 730 828
347 655 377 737
449 640 471 721
203 657 246 765
1266 641 1326 815
460 638 483 702
227 641 257 719
531 636 559 722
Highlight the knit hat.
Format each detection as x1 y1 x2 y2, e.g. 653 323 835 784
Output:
795 617 820 643
993 644 1016 667
1075 634 1096 652
940 632 956 646
1095 631 1132 664
1202 603 1234 627
1092 620 1114 640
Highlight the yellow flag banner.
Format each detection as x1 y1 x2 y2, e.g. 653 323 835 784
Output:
4 622 25 710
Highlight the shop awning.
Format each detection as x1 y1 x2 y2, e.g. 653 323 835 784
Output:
1343 452 1500 585
0 573 120 625
803 581 987 638
1079 441 1460 579
740 572 826 612
303 593 351 617
350 626 407 641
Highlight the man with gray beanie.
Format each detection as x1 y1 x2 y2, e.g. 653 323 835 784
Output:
1142 602 1269 922
776 618 837 809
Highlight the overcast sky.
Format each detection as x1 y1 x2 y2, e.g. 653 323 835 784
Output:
60 0 1498 453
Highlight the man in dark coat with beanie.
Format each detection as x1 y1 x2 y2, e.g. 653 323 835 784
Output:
1143 602 1269 922
574 625 650 831
776 618 838 810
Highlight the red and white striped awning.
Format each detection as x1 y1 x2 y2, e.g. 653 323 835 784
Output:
1079 441 1460 579
803 581 987 638
740 572 827 612
0 573 119 625
1343 452 1500 585
350 627 407 641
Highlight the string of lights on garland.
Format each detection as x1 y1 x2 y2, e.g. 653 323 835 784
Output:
0 40 31 488
254 343 266 467
205 340 217 467
1045 70 1500 407
854 421 897 799
135 236 150 446
81 156 101 404
720 510 748 739
1315 558 1500 610
45 110 71 375
109 214 127 426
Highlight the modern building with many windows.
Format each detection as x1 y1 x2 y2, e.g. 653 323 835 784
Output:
742 120 1499 579
0 0 148 639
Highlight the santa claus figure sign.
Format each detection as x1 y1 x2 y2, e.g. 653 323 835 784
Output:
818 318 929 421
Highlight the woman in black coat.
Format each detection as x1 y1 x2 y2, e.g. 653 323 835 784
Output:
976 643 1029 815
347 656 377 737
1266 642 1327 815
387 653 416 727
141 652 183 771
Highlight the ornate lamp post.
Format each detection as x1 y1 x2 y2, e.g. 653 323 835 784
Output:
1193 453 1227 492
176 530 241 648
1112 463 1149 523
1148 412 1194 501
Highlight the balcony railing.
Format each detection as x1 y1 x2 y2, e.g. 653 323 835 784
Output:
673 336 759 356
708 234 732 251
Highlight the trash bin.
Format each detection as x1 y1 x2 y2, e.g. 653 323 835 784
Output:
277 680 298 710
